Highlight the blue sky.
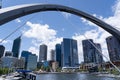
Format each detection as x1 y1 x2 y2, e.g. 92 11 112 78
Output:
0 0 120 62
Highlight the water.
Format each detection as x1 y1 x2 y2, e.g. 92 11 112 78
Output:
37 73 120 80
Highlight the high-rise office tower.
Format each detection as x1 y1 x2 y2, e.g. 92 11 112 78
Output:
0 45 5 58
62 38 78 67
72 39 79 66
50 49 55 61
39 44 47 62
27 54 37 70
12 36 21 58
55 44 62 67
94 43 103 64
82 39 95 63
21 51 32 69
82 39 103 64
106 36 120 61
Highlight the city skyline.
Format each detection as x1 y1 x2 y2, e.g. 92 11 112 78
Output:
1 0 120 63
0 35 120 63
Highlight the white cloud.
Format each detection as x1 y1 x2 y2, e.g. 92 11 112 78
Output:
61 12 71 19
28 46 39 61
28 37 63 60
23 21 63 60
78 0 120 62
80 0 120 30
15 19 21 23
112 0 120 16
80 14 103 27
45 37 63 60
72 29 111 62
0 39 11 44
28 46 39 55
24 21 57 43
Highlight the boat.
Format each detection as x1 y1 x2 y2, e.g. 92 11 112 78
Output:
0 72 23 80
26 72 39 80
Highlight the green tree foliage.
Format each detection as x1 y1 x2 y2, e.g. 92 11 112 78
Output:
0 68 9 75
39 65 50 72
56 67 62 72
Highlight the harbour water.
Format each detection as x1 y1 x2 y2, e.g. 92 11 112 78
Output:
36 73 120 80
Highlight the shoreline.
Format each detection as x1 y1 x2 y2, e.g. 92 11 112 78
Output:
34 71 89 74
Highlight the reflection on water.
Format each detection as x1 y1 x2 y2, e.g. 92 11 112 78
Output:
37 73 119 80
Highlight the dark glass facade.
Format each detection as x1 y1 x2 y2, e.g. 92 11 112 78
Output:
12 36 21 58
27 54 37 70
106 36 120 61
0 45 5 58
21 51 32 69
50 49 55 61
82 39 95 63
5 51 13 56
82 39 103 64
62 38 78 67
72 40 79 66
39 44 47 62
94 43 103 64
55 44 62 67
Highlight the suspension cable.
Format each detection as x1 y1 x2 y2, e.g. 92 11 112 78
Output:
83 35 120 73
0 14 36 43
56 8 120 73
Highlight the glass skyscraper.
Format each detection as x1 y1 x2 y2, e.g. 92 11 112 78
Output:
50 49 55 61
27 54 37 70
21 51 32 69
82 39 95 63
106 36 120 61
12 36 21 58
82 39 103 64
62 38 78 67
94 43 103 64
0 45 5 58
55 44 62 67
39 44 47 62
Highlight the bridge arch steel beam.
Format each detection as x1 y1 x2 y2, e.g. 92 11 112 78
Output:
0 3 120 40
